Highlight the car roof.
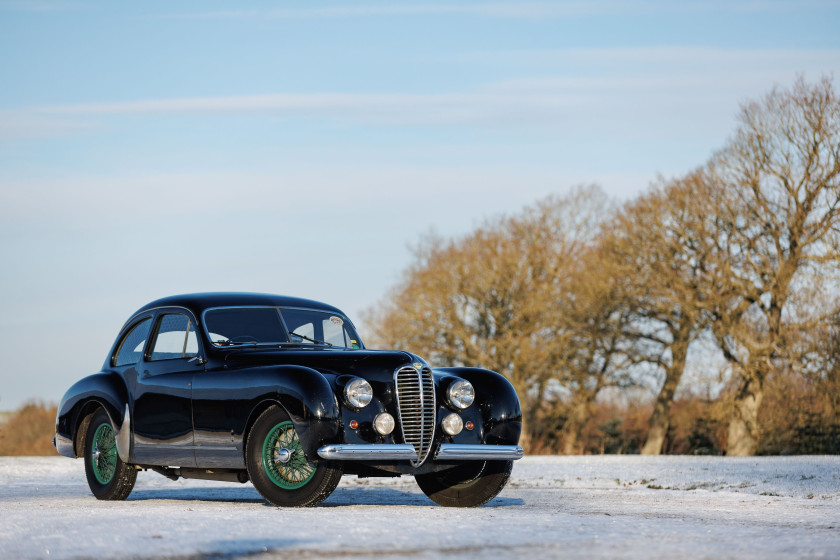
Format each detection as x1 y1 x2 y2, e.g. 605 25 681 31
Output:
133 292 346 320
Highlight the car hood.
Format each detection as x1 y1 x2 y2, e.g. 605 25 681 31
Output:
220 347 425 383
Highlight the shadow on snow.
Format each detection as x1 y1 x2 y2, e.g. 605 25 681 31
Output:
127 485 524 507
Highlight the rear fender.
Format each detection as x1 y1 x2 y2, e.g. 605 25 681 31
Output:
55 372 129 459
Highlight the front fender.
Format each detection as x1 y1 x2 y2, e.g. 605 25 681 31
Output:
242 365 340 461
433 367 522 445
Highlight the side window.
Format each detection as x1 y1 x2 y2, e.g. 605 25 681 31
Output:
150 314 198 361
114 319 152 367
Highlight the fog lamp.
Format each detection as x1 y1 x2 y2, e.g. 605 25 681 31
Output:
441 413 464 436
373 413 395 435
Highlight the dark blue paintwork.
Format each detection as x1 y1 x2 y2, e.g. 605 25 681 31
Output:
55 293 522 475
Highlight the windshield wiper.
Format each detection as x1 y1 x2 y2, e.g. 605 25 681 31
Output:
289 333 333 346
214 340 280 348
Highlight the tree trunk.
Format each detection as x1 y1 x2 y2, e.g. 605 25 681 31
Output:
641 319 692 455
560 398 591 455
726 374 764 456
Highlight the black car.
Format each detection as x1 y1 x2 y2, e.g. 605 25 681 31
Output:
54 293 523 507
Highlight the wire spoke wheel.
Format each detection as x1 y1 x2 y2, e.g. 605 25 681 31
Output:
91 423 118 484
262 421 316 489
246 406 343 507
83 408 137 500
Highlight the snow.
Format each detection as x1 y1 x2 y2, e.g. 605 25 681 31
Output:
1 456 838 559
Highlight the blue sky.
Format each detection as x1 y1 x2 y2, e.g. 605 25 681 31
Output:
1 1 838 409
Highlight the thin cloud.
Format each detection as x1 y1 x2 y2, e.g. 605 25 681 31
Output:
468 46 840 67
14 92 588 130
170 1 837 20
2 47 836 139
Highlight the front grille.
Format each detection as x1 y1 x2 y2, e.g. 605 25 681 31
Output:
395 366 436 466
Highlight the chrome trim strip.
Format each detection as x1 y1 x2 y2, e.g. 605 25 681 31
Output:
434 444 525 461
317 444 417 460
54 433 75 458
108 404 131 463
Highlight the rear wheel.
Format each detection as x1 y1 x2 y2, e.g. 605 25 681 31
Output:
246 406 342 507
83 408 137 500
415 460 513 507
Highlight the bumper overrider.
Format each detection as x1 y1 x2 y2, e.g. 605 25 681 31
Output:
317 443 524 461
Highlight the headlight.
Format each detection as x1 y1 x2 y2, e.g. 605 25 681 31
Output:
345 378 373 408
447 380 475 410
442 413 464 436
373 413 395 435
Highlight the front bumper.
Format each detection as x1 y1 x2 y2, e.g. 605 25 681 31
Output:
317 443 524 461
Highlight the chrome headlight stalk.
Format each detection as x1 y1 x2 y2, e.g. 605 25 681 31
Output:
447 380 475 410
344 378 373 409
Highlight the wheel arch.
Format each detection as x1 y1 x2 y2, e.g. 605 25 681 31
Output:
240 365 341 464
56 372 130 458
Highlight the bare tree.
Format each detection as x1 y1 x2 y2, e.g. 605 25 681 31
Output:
553 242 638 454
703 76 840 455
601 172 716 454
364 186 616 449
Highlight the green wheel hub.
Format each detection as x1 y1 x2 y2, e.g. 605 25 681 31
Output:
91 423 118 484
261 421 316 489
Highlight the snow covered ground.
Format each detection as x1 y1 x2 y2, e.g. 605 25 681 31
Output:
1 455 838 559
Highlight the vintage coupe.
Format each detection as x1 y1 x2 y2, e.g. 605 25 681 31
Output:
55 293 523 507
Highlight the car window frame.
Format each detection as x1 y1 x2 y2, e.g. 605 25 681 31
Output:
145 311 201 362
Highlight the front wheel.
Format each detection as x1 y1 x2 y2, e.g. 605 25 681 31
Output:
415 460 513 507
83 408 137 500
246 406 342 507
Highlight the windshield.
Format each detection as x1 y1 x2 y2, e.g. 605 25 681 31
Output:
202 306 362 349
204 307 289 345
280 308 361 349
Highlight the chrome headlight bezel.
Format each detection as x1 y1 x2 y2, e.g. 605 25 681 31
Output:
344 378 373 409
447 380 475 410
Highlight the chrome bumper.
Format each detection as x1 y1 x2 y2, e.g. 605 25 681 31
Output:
54 433 75 458
435 444 524 460
318 444 417 460
317 443 524 461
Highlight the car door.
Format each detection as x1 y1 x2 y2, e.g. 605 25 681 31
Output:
131 311 202 467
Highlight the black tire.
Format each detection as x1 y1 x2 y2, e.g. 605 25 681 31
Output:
246 406 342 507
415 460 513 507
83 408 137 500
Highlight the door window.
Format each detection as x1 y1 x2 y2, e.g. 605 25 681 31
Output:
149 314 198 361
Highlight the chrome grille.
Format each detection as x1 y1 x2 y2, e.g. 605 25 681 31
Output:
395 366 436 466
